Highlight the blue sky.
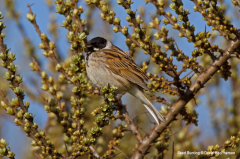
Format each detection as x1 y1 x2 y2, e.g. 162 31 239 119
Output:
0 0 239 158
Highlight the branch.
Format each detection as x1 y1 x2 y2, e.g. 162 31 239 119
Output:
131 38 240 158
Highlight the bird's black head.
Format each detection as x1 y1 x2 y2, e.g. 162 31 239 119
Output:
87 37 108 52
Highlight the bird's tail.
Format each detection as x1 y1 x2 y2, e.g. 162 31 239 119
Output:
133 89 165 125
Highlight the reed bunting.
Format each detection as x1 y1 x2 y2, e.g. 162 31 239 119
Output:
85 37 165 124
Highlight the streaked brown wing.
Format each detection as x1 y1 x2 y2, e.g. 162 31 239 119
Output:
103 46 149 91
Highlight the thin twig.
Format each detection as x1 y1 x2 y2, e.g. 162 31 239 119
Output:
89 146 101 159
112 145 130 159
172 139 174 159
180 70 194 80
65 144 70 157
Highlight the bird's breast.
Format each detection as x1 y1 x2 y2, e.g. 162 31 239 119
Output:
85 53 131 93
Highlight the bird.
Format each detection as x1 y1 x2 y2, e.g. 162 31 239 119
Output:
85 37 165 124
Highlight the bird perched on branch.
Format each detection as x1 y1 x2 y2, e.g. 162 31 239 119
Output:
85 37 165 124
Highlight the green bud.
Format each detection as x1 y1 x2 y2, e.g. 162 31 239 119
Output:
14 118 21 126
85 0 91 4
38 43 46 49
13 87 21 95
193 6 197 11
55 4 64 13
26 13 36 22
0 138 7 146
41 84 49 91
32 123 38 129
121 26 128 35
62 20 68 28
102 5 108 12
31 141 37 146
4 72 12 80
35 133 40 138
177 15 183 21
113 26 118 33
154 32 160 40
134 28 140 33
154 17 160 25
0 52 6 60
66 31 74 41
37 141 42 145
136 15 143 24
23 126 30 133
71 86 79 93
6 150 14 157
144 44 149 50
49 98 57 107
40 33 47 40
10 98 19 107
72 123 77 129
149 22 154 28
78 32 87 41
48 87 55 94
44 105 50 111
0 12 3 19
116 0 123 4
186 30 192 37
130 43 136 48
0 22 5 28
17 109 24 118
79 119 85 125
224 140 231 146
49 42 55 50
55 64 62 71
100 13 106 19
7 52 16 61
114 17 120 24
1 101 7 109
6 107 14 115
125 16 131 22
15 75 23 83
126 8 131 14
81 19 86 26
207 145 214 151
73 9 79 17
144 36 150 42
92 0 99 3
106 16 113 23
56 92 63 100
1 33 5 38
7 63 16 72
39 131 45 137
65 15 72 24
24 112 33 119
169 3 177 11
